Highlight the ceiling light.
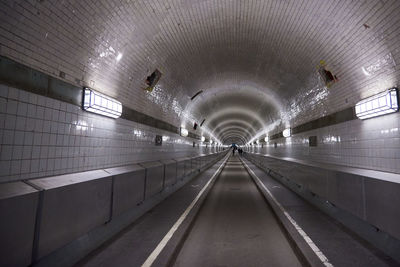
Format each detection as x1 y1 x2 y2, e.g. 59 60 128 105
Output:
180 127 188 137
201 136 205 142
264 136 269 142
283 128 291 138
116 52 123 61
355 88 398 119
82 88 122 118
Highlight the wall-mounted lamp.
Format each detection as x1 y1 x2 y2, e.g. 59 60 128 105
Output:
283 128 291 138
355 88 398 119
82 88 122 118
180 127 189 137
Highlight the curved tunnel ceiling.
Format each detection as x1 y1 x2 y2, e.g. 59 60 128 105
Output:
2 0 399 144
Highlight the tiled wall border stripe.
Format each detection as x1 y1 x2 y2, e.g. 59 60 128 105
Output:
270 107 357 141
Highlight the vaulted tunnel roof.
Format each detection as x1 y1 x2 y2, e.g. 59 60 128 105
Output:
1 0 399 144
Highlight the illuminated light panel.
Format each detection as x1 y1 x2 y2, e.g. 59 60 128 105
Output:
264 136 269 142
355 88 399 120
283 128 291 137
201 136 205 142
180 127 189 137
83 88 122 118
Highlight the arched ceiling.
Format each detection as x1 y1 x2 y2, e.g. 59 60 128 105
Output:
1 0 399 144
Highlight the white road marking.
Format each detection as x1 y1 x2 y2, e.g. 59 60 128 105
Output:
141 155 229 267
241 160 334 267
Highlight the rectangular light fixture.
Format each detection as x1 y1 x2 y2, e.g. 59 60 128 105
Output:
283 128 291 137
180 127 188 137
83 88 122 118
355 88 398 120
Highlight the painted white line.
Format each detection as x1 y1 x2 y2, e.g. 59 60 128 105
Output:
242 160 334 267
141 155 229 267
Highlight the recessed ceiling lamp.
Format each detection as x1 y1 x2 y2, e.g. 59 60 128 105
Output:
355 88 398 119
82 88 122 118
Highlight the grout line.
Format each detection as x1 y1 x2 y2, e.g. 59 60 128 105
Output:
141 155 229 267
241 159 334 267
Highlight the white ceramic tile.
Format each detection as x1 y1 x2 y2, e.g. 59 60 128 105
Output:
22 146 32 159
0 160 11 176
0 97 7 113
30 159 40 173
7 87 19 100
6 100 18 115
17 102 28 116
13 131 24 145
0 84 8 98
10 160 21 175
20 159 31 173
4 114 16 130
0 145 12 161
15 116 26 131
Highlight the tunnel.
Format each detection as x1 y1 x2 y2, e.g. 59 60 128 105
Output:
0 0 400 266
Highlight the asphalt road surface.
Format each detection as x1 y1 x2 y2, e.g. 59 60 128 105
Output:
172 155 303 267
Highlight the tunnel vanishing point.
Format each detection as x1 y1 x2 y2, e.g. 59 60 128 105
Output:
1 1 400 267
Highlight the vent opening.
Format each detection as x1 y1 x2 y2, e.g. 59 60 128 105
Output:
145 69 162 92
317 61 338 87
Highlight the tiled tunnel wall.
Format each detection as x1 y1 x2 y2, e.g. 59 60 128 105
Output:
0 0 399 129
248 111 400 174
0 84 218 183
1 0 400 179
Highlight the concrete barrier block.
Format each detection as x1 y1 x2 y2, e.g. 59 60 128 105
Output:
175 158 185 180
184 157 192 176
29 170 113 259
175 157 192 177
139 161 164 199
365 178 400 240
191 156 202 172
327 171 364 219
105 165 145 218
161 159 177 187
0 182 39 267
